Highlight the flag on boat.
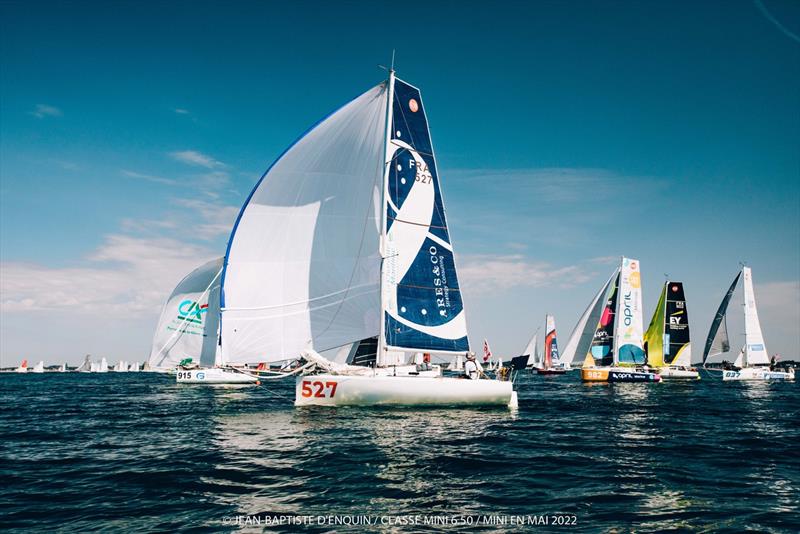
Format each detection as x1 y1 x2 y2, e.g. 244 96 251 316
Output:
483 339 492 363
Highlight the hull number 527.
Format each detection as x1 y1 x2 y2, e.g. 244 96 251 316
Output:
300 380 338 398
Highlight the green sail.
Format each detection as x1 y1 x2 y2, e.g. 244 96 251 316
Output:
644 283 667 367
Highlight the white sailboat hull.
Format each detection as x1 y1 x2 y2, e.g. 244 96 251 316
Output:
722 367 795 381
658 367 700 379
295 374 514 407
176 368 259 384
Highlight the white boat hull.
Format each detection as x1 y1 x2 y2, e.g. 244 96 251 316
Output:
176 368 259 384
658 367 700 380
722 367 795 381
295 374 514 407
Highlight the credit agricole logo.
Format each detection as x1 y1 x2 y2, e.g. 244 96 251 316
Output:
178 300 208 324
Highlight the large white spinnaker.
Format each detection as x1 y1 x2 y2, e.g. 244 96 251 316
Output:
221 85 387 364
560 268 619 366
742 267 769 366
148 257 223 370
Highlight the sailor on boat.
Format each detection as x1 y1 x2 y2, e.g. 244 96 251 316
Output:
464 352 483 380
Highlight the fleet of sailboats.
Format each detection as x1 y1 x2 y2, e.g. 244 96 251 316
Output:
7 74 795 391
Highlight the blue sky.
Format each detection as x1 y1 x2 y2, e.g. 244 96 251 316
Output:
1 0 798 366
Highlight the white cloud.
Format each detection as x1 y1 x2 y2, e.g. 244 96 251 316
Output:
30 104 62 119
174 108 190 115
1 235 217 315
458 254 590 295
172 198 240 239
169 150 224 169
122 169 179 186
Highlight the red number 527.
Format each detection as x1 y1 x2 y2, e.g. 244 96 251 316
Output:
300 380 338 398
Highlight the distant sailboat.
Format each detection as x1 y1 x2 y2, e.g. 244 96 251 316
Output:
580 257 661 382
99 358 108 373
703 266 794 381
644 282 699 379
560 269 619 368
523 332 540 369
146 257 252 382
32 361 44 373
15 359 28 373
76 355 91 373
59 363 67 372
128 362 139 372
537 315 567 375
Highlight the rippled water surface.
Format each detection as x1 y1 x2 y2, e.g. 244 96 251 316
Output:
1 372 798 532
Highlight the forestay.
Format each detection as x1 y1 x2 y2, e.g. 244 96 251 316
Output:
148 257 223 369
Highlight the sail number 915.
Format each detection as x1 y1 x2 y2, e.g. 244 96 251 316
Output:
300 380 338 398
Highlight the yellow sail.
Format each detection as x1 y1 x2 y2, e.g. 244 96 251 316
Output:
644 283 667 368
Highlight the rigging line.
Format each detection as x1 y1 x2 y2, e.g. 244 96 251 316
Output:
387 215 448 229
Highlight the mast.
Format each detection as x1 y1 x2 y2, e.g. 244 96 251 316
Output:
378 67 396 365
613 257 622 366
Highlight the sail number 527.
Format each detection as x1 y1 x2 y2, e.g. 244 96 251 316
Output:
300 380 338 398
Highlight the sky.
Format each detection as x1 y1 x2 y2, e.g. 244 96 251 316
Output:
1 0 798 367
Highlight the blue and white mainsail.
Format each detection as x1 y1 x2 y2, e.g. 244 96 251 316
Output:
381 76 469 355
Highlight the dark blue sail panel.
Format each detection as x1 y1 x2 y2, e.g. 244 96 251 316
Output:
383 78 469 353
703 272 741 363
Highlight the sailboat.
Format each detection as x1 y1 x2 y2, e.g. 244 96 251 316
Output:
537 315 567 375
644 282 699 379
76 355 91 373
703 266 794 381
58 363 67 372
178 69 516 407
114 360 128 372
152 257 257 383
523 332 540 369
32 361 44 373
15 359 28 373
99 358 108 373
580 257 661 382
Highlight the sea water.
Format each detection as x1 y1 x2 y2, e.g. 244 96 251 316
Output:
0 372 798 532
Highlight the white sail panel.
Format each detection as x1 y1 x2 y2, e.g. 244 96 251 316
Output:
221 84 387 364
148 257 223 369
615 257 646 365
742 267 769 366
523 333 538 359
561 269 619 365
